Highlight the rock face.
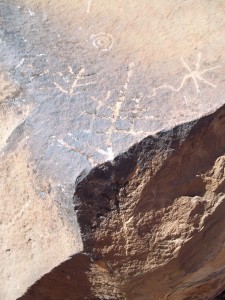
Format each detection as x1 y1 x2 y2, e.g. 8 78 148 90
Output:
19 106 225 299
1 0 225 299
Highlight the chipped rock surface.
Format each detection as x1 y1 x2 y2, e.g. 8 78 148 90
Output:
1 0 225 299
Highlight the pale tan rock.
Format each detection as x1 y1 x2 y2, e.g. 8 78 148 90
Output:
0 147 82 300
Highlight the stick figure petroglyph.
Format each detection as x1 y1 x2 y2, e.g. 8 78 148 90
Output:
53 66 96 96
149 52 221 98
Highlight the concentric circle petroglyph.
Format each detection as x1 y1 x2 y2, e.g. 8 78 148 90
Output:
90 32 114 51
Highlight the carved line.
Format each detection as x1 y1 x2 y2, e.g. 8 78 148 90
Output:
56 138 96 166
87 0 93 13
16 58 25 69
148 52 221 99
53 66 96 96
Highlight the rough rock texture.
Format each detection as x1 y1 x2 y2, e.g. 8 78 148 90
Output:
1 0 225 299
19 106 225 300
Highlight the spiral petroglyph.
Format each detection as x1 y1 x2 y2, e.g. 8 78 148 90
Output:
90 32 114 51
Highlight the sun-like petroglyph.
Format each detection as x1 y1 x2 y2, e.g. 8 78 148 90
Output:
148 52 221 99
90 32 114 51
53 66 96 96
180 52 221 93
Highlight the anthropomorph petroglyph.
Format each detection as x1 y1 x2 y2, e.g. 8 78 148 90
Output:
90 32 114 51
149 52 221 98
53 66 96 96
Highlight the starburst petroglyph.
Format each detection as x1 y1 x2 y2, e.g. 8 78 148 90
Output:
180 52 221 93
149 52 221 98
53 66 96 96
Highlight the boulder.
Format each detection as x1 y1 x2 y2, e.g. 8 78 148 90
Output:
1 0 225 299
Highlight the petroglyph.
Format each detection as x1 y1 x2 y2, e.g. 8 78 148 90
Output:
71 63 153 163
53 66 96 96
99 62 135 149
50 137 96 167
36 54 46 57
27 8 35 16
16 58 25 69
50 134 115 165
90 90 112 116
111 62 135 125
87 0 94 13
180 52 220 93
90 32 114 51
148 52 221 99
46 52 220 166
184 95 189 107
97 147 114 161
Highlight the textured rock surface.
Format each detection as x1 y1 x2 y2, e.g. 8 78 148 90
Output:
1 0 225 299
19 106 225 300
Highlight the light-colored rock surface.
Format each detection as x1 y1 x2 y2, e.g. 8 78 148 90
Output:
1 0 225 299
0 147 82 300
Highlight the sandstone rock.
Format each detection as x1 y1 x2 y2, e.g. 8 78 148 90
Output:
1 0 225 299
19 106 225 300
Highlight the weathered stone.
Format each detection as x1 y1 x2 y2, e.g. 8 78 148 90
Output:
19 105 225 300
1 0 225 299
